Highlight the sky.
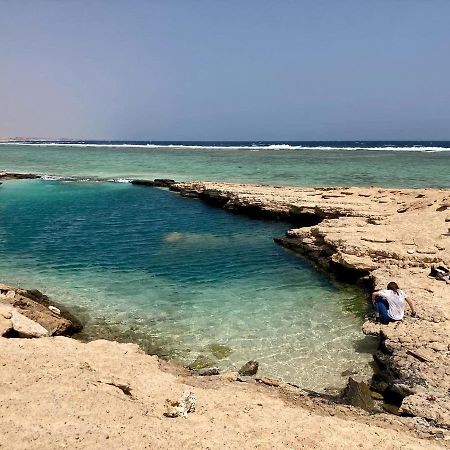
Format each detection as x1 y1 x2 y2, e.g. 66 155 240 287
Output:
1 0 450 141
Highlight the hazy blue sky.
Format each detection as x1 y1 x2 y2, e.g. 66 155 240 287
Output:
1 1 450 140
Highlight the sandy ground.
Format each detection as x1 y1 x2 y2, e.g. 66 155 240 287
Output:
0 336 446 450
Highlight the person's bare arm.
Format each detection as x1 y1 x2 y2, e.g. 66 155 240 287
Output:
371 292 379 304
406 297 416 316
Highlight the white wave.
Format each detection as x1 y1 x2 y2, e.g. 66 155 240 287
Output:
41 175 65 181
108 178 132 183
0 141 449 152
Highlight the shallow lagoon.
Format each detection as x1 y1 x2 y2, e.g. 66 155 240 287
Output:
0 180 376 390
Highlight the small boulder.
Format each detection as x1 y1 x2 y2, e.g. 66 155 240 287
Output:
198 367 220 376
164 391 196 418
238 360 259 376
12 311 49 338
342 377 375 412
0 303 49 338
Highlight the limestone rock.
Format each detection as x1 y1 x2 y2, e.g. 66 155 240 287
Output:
0 316 13 336
0 283 82 336
164 391 196 418
0 303 49 338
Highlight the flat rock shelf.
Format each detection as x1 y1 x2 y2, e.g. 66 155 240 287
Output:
168 181 450 429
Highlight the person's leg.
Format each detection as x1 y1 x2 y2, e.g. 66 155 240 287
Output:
375 301 391 324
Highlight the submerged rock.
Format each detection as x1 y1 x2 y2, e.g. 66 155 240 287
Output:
205 343 232 360
188 355 216 371
198 367 220 376
238 360 259 376
342 377 375 412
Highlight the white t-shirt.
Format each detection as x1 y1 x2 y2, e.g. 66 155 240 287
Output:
378 289 406 321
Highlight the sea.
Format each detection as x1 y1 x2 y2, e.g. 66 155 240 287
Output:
0 140 448 390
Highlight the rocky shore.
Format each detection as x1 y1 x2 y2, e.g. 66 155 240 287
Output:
0 282 82 337
1 173 449 447
167 181 450 430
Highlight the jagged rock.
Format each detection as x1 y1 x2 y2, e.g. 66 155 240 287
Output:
342 378 375 412
383 384 412 406
131 179 175 188
238 360 259 376
0 283 82 336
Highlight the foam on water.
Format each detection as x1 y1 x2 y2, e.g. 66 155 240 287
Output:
2 141 450 152
1 141 449 188
0 180 376 390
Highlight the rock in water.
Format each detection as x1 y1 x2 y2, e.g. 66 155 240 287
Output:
198 367 220 376
238 360 259 376
342 378 375 412
188 355 216 370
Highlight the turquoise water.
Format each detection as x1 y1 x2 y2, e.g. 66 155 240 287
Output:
0 142 449 187
0 180 375 390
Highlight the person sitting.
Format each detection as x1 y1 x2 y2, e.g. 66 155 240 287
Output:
371 281 416 324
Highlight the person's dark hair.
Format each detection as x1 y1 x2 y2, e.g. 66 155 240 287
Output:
387 281 399 291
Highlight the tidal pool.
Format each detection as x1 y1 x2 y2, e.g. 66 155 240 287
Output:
0 180 376 390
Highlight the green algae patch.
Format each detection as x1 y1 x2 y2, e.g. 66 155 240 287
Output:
205 343 233 360
188 355 216 370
